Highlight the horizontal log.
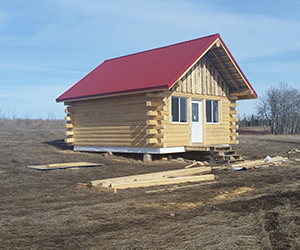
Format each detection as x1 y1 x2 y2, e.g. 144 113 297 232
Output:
65 130 74 136
146 110 168 116
68 98 146 111
147 125 166 130
74 134 147 139
151 134 166 139
73 125 147 131
162 134 189 139
74 128 147 134
146 138 158 144
146 120 168 125
73 121 147 127
65 123 73 128
74 133 166 140
146 129 163 135
65 138 74 143
74 138 147 143
230 124 239 130
229 132 239 137
152 115 168 121
71 94 147 107
147 106 168 112
229 116 239 122
162 139 190 145
146 101 166 107
229 109 238 115
73 116 147 124
73 142 161 147
71 109 148 119
229 102 238 108
206 124 232 128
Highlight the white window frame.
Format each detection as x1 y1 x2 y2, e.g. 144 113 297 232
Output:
206 100 219 124
171 96 188 123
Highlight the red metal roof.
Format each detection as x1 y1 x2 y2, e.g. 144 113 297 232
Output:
56 34 257 102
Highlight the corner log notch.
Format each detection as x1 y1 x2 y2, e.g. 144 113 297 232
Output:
64 104 74 144
229 101 239 144
145 92 169 148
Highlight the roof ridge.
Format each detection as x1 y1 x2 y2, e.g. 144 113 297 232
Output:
105 33 219 63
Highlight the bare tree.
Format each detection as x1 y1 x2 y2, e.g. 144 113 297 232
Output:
256 83 300 134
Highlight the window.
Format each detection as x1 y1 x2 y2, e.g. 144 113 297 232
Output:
206 100 219 123
172 97 187 123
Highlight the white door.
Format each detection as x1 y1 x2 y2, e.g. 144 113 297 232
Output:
191 100 203 143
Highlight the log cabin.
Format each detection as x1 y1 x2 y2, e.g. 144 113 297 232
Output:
56 34 257 160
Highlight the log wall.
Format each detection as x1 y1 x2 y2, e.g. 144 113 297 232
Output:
65 93 169 148
205 98 231 145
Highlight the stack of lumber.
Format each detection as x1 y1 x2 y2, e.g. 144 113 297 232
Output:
221 156 288 171
77 166 214 193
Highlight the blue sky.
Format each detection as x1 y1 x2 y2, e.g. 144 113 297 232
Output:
0 0 299 119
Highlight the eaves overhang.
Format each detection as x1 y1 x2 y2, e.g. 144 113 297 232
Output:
206 37 258 100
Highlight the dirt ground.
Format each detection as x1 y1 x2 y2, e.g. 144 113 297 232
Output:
1 119 300 250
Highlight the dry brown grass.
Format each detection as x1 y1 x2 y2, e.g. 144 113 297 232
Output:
1 120 300 249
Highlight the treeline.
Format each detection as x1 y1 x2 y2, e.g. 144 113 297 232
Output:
238 114 269 128
238 83 300 134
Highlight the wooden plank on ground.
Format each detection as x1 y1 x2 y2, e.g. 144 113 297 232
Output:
46 162 88 168
90 166 212 187
27 162 103 171
145 181 218 193
110 174 215 189
222 156 288 170
184 162 198 169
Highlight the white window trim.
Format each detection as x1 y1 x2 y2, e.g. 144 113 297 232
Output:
206 99 220 124
171 96 188 124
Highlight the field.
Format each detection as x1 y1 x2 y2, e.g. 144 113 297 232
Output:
1 119 300 250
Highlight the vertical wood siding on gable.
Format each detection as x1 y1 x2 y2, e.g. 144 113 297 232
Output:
174 55 228 97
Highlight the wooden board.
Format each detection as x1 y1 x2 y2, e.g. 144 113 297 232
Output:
145 181 218 193
222 156 288 170
110 174 215 189
91 166 212 187
27 162 103 171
